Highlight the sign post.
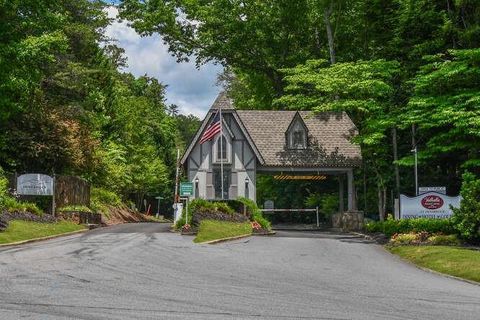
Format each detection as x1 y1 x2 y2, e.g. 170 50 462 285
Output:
155 196 164 218
179 182 194 225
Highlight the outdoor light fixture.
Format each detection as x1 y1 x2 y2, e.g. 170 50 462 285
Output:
245 177 249 184
195 177 199 184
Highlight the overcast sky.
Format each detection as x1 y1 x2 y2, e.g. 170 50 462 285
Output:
104 6 222 118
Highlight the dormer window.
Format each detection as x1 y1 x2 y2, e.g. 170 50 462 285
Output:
286 112 308 149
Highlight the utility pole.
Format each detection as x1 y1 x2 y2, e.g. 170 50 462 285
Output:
174 149 180 203
412 146 418 196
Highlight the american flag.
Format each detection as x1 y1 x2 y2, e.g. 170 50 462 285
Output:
200 110 221 144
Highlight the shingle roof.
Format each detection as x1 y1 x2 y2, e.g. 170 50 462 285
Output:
236 110 362 168
210 91 234 110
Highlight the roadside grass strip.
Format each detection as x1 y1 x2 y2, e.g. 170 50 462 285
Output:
0 220 86 245
389 245 480 283
194 220 252 243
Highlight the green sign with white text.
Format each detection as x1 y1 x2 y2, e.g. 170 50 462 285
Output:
179 182 194 197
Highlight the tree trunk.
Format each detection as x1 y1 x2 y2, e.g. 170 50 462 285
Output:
323 3 336 65
378 187 386 221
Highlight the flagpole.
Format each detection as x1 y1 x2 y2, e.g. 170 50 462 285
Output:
219 108 224 200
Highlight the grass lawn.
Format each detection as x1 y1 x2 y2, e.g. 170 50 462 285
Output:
194 220 252 243
0 220 86 245
389 245 480 283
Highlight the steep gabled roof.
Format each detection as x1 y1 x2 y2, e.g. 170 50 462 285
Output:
235 110 362 167
180 93 263 165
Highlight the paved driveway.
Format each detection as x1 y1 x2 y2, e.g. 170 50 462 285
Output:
0 223 479 319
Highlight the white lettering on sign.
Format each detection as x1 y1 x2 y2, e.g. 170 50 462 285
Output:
400 192 461 219
418 186 446 195
17 174 54 196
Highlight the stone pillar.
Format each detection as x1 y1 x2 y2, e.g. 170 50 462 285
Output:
338 175 344 213
347 169 354 211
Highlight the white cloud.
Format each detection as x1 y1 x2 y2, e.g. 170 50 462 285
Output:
104 6 223 118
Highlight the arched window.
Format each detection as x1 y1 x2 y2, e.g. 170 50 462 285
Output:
217 135 227 161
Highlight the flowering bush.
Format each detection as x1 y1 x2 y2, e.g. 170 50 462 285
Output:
389 232 460 246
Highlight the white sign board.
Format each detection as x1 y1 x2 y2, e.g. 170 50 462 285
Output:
400 192 461 219
17 174 53 196
419 186 446 195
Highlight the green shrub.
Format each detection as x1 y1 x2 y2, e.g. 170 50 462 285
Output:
4 198 43 216
427 234 460 246
451 172 480 243
237 197 271 230
58 205 92 213
90 187 122 213
365 218 454 238
0 169 43 216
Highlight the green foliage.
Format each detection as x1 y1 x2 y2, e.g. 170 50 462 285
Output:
58 205 92 213
305 193 338 218
389 233 418 246
365 218 454 238
237 197 271 230
193 220 252 243
2 198 44 216
90 187 122 214
451 172 480 243
400 49 480 170
0 166 43 215
427 234 460 246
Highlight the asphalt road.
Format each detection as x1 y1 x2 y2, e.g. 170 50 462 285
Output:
0 223 479 320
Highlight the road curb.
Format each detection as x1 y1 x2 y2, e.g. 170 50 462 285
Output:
0 228 88 248
384 246 480 287
198 233 252 244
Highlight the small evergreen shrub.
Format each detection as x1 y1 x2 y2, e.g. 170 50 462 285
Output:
451 172 480 243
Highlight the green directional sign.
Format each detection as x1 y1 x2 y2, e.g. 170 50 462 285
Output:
179 182 194 197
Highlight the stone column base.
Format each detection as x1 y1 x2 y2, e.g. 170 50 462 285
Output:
332 211 364 232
